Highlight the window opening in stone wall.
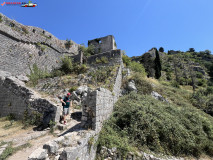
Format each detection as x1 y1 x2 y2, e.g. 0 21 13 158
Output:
32 29 36 33
42 30 45 34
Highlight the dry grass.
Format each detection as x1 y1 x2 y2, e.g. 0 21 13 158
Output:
0 117 33 142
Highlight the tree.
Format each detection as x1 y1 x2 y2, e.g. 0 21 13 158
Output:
205 50 211 55
159 47 164 52
188 48 195 52
140 53 155 78
154 49 162 79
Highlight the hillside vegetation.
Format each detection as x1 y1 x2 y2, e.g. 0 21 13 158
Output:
96 48 213 159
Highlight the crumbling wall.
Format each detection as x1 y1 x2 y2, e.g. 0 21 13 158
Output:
88 35 117 54
0 70 60 123
86 49 122 66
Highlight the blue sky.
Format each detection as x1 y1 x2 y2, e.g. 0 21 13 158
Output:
1 0 213 56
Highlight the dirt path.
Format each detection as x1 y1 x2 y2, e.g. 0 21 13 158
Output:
8 134 54 160
1 110 82 160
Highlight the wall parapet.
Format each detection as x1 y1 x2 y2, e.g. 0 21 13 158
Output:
0 13 79 54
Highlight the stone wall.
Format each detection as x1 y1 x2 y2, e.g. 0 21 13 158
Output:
0 70 60 123
82 63 122 131
0 13 79 76
86 49 122 66
88 35 117 54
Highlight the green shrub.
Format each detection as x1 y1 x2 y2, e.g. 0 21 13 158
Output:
49 69 64 77
129 73 153 95
22 108 42 128
27 63 50 86
166 72 172 80
129 61 146 76
0 144 14 160
65 39 73 49
197 78 207 86
60 56 73 74
69 86 78 93
97 122 131 158
80 45 95 57
122 55 131 66
171 81 180 88
100 56 109 63
96 57 109 64
98 92 213 157
6 113 16 121
49 120 56 133
191 87 213 115
73 64 88 74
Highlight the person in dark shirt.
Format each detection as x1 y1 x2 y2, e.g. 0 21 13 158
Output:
60 92 72 125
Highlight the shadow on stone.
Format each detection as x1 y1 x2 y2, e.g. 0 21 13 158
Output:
70 111 82 122
58 123 85 137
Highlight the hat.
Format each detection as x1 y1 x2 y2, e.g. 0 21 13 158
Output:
67 92 71 96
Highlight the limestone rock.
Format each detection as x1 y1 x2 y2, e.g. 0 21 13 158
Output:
16 74 29 83
59 147 79 160
43 140 59 155
127 80 137 92
76 85 88 95
151 91 168 102
0 70 11 82
71 91 81 102
28 148 48 160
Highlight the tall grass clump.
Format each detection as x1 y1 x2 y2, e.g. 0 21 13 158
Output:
97 92 213 157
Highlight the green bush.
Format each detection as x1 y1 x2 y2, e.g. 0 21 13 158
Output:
197 78 207 86
22 108 42 128
171 81 180 88
191 87 213 115
0 144 14 160
60 56 73 74
129 73 153 95
129 61 146 76
98 92 213 157
27 63 50 86
80 45 95 57
73 64 88 74
122 55 131 66
65 39 73 49
69 86 78 93
96 56 109 64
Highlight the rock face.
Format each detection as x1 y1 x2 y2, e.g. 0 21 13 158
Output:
0 70 60 126
0 13 79 76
